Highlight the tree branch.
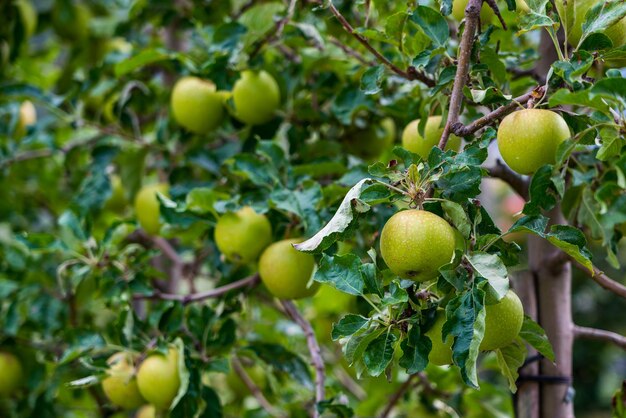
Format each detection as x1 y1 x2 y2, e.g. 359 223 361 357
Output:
249 0 297 58
568 257 626 299
328 2 435 87
486 159 529 200
231 356 285 417
438 0 482 149
134 274 260 304
280 300 325 417
573 325 626 350
379 374 417 418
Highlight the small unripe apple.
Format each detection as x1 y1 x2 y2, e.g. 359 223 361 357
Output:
134 183 169 235
171 77 225 134
313 284 355 315
401 116 461 159
480 290 524 351
0 352 23 396
214 207 272 264
102 352 145 410
15 100 36 138
259 238 319 299
497 109 570 175
425 311 454 366
226 361 267 398
380 210 456 282
342 117 396 160
136 348 181 411
232 70 280 125
451 0 495 23
135 405 155 418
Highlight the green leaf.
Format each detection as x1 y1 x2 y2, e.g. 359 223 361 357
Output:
314 253 365 296
363 328 397 377
578 2 626 48
466 252 510 301
523 165 559 215
399 325 432 374
294 178 374 253
442 200 472 238
247 342 313 389
410 6 449 49
360 65 385 95
332 315 369 341
495 338 527 393
546 225 593 273
170 338 191 411
519 316 555 362
114 49 172 77
343 325 383 366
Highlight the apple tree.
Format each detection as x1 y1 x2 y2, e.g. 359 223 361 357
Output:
1 0 626 417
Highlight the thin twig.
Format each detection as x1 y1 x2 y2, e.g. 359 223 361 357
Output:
573 325 626 350
249 0 298 57
281 300 325 417
328 2 435 87
577 261 626 299
379 374 417 418
232 356 285 417
438 0 482 150
328 36 374 66
486 160 529 200
134 274 260 304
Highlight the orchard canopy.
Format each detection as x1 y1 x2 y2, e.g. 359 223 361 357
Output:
2 0 626 417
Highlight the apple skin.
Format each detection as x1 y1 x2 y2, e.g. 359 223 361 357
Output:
134 183 169 235
136 348 181 411
171 77 225 134
401 116 461 159
451 0 495 22
51 2 90 41
102 352 145 410
342 117 396 160
214 206 272 264
0 352 23 396
380 210 456 282
232 70 281 125
259 238 319 300
480 290 524 351
135 405 156 418
425 311 454 366
497 109 570 175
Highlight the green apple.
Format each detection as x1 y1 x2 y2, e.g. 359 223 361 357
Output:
480 290 524 351
401 116 462 159
102 352 145 410
136 405 155 418
380 210 456 282
259 238 319 299
342 117 396 160
16 0 37 38
561 0 626 47
214 206 272 264
137 348 181 410
0 352 23 396
232 70 280 125
497 109 570 175
425 311 453 366
52 1 91 41
105 175 127 213
313 284 355 315
226 362 266 398
171 77 225 134
15 100 36 138
134 183 169 235
451 0 495 22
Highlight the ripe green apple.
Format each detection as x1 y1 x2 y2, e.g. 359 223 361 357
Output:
451 0 495 22
497 109 570 175
105 175 127 213
171 77 225 134
258 238 319 299
342 117 396 160
51 1 91 41
14 100 36 139
134 183 169 235
0 352 23 396
16 0 37 38
232 70 280 125
425 311 453 366
480 290 524 351
561 0 626 47
380 210 456 282
214 206 272 264
135 405 155 418
102 352 145 410
401 116 462 159
136 348 181 410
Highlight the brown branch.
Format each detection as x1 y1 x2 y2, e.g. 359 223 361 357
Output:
328 2 435 87
379 374 417 418
573 325 626 350
133 274 260 304
231 356 285 417
484 0 507 29
438 0 482 149
563 253 626 299
281 300 325 417
452 87 542 137
486 159 529 200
